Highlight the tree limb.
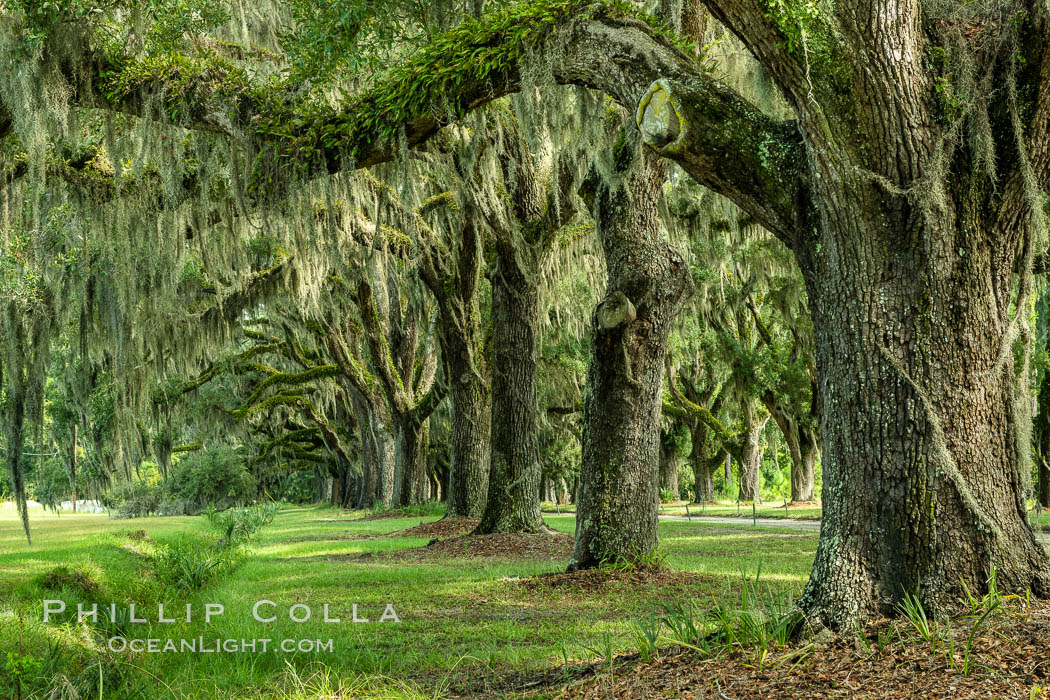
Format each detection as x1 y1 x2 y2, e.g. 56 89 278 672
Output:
8 3 804 242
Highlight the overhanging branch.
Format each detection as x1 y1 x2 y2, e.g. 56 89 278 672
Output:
6 2 805 244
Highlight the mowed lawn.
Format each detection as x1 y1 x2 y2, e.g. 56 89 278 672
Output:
0 505 817 698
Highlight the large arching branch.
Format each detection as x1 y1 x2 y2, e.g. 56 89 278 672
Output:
5 2 805 245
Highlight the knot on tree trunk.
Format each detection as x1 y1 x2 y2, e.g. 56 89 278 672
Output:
597 290 636 329
636 80 683 151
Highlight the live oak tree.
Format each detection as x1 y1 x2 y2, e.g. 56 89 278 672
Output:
359 151 494 517
6 0 1050 630
633 0 1050 627
473 100 594 535
570 125 693 570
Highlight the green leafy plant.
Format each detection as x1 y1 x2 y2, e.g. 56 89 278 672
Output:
659 600 708 652
633 606 662 662
3 651 42 699
149 537 244 591
897 590 935 646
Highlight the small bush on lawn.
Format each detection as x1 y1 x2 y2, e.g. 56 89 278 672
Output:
101 481 163 518
166 446 256 513
205 503 280 546
148 535 245 591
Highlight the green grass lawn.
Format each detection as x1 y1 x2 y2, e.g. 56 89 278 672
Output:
1 504 819 698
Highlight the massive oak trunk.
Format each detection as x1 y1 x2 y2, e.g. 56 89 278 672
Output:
349 388 385 508
635 1 1050 625
793 200 1050 624
372 412 396 506
475 121 579 535
569 133 693 570
476 241 548 533
444 366 490 516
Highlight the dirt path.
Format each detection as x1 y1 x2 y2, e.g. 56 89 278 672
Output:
656 513 1050 546
660 514 819 530
553 512 1050 546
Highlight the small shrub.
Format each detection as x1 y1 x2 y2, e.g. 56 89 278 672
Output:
205 503 279 546
167 447 256 513
102 482 163 518
2 651 43 699
149 536 243 591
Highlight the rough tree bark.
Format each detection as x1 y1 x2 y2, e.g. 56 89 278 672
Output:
569 129 693 570
477 240 548 532
371 409 397 506
417 201 491 518
737 399 768 502
635 0 1050 627
475 126 580 534
394 414 430 505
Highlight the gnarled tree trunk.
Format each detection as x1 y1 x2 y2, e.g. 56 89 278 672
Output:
444 368 489 515
372 413 396 507
419 208 490 518
794 216 1050 623
569 132 692 570
635 2 1050 627
474 117 579 535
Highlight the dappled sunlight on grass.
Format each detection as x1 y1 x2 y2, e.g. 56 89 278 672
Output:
0 504 817 697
